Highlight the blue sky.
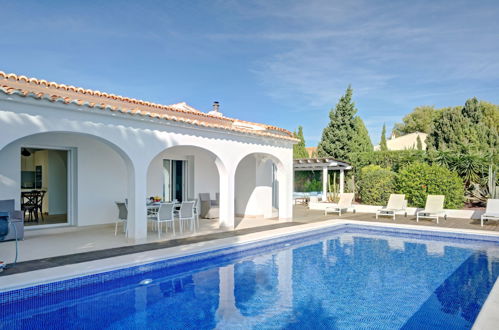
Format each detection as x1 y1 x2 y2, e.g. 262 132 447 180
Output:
1 1 498 146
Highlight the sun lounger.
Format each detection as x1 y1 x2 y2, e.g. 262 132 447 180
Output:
481 199 499 227
324 193 355 216
376 194 407 220
416 195 446 224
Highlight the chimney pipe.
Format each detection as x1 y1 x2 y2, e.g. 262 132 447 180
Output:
208 101 223 117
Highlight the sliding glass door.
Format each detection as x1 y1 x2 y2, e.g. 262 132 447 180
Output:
21 147 70 227
163 159 188 202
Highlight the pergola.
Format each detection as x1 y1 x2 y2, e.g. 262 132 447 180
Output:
293 158 352 201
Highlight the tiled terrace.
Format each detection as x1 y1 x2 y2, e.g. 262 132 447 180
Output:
292 205 499 231
1 205 497 277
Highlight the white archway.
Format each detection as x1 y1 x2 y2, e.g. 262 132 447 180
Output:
0 131 135 229
146 144 230 228
234 152 288 220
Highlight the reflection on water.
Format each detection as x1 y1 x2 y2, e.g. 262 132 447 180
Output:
1 232 498 329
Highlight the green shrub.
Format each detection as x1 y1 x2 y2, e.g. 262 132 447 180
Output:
396 162 464 209
358 165 396 205
294 171 322 192
305 179 322 192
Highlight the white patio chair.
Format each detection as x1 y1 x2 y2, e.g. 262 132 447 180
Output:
481 199 499 227
199 193 219 219
324 193 355 216
178 201 196 234
416 195 446 224
192 198 200 230
376 194 407 220
114 202 128 236
148 202 175 238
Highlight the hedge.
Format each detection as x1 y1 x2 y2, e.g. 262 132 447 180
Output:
396 162 464 209
358 165 396 205
349 150 425 173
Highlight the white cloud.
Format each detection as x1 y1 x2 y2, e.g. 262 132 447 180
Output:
214 0 499 112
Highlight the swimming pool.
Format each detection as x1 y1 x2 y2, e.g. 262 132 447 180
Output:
1 224 498 329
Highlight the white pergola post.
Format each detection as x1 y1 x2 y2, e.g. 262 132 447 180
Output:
322 166 328 201
339 169 345 194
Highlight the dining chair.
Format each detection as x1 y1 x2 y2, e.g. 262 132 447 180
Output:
148 202 175 238
178 201 196 234
22 192 38 222
114 202 128 236
34 190 46 221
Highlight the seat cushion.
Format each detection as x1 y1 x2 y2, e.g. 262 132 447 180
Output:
205 207 219 219
0 199 15 215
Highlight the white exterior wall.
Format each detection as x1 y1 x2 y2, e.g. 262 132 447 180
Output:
235 157 274 218
147 146 220 200
374 132 428 151
235 156 257 216
0 93 294 240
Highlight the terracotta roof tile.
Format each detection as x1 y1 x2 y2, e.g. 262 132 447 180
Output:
0 71 297 142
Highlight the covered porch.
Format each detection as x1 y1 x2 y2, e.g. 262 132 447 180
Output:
1 215 282 265
0 131 292 262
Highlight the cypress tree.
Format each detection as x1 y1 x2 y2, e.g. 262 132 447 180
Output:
416 135 423 150
293 126 309 159
350 116 373 153
379 124 388 151
317 86 369 160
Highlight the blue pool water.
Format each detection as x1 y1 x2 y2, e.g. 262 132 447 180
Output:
1 225 499 329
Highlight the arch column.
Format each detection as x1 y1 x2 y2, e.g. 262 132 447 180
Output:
277 158 294 221
219 165 235 229
127 159 149 242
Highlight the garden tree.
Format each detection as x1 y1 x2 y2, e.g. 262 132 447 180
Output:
379 124 388 151
481 101 499 134
392 105 437 136
317 86 371 160
293 126 309 159
480 101 499 156
427 98 499 155
350 116 373 153
292 126 311 189
416 135 423 150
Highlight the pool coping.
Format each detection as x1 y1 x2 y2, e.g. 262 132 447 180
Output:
1 219 499 329
0 221 301 276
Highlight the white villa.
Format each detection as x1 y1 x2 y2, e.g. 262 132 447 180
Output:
373 132 428 151
0 71 296 242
